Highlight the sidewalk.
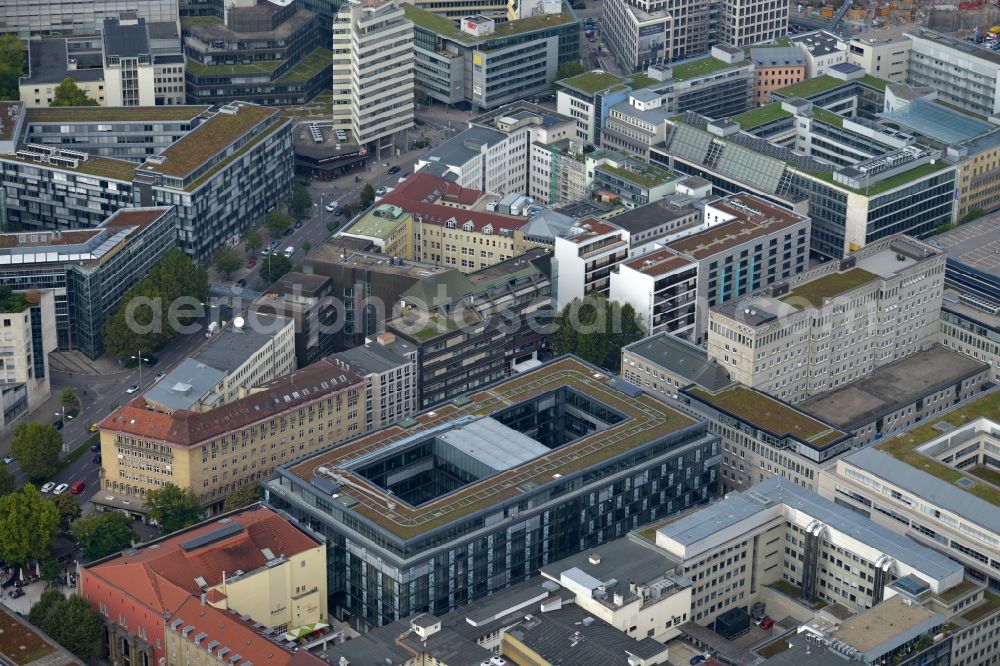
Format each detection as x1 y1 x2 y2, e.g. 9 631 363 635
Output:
48 352 121 377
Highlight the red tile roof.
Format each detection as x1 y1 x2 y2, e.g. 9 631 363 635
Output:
383 173 530 232
87 507 321 615
99 358 365 447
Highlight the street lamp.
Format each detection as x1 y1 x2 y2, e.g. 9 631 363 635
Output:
130 350 151 391
55 410 73 454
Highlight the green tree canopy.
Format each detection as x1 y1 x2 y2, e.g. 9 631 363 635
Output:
265 210 292 239
49 493 81 529
50 78 99 107
146 484 202 535
103 248 208 358
0 485 59 565
29 592 103 659
360 183 375 206
60 387 78 410
244 229 264 254
72 512 138 561
223 483 261 512
287 183 312 220
556 61 585 80
0 35 27 100
550 297 645 371
213 246 241 280
0 463 14 498
11 422 62 481
262 254 293 285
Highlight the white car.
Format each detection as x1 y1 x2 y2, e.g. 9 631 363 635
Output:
325 201 338 212
375 186 388 196
2 455 12 464
53 483 69 495
40 482 55 493
126 384 139 394
154 371 166 382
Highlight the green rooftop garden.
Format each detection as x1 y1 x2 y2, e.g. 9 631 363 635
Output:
811 106 845 127
969 466 1000 487
687 385 846 446
492 9 574 36
878 390 1000 506
403 3 574 44
187 57 284 77
627 73 660 89
758 639 792 658
671 56 749 80
274 48 332 84
780 268 879 307
858 74 888 91
598 161 672 189
180 15 223 28
558 70 625 94
402 4 472 42
774 75 846 98
182 118 286 192
68 156 138 181
732 102 792 129
936 578 979 603
960 591 1000 623
0 286 32 313
800 159 951 196
412 313 463 339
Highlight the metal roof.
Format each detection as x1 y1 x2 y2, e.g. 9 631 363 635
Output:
877 99 994 144
102 18 151 59
623 332 733 391
329 340 413 375
845 446 1000 536
143 358 226 412
421 126 508 167
659 477 963 582
193 313 290 373
437 417 550 472
540 535 680 586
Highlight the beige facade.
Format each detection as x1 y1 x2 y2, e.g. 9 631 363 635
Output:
847 29 911 83
98 360 366 513
951 140 1000 223
330 332 418 431
20 79 106 108
707 235 945 404
332 0 414 158
0 289 57 430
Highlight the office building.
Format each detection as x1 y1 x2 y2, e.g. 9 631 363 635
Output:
656 477 964 623
600 89 675 161
553 219 629 308
102 17 182 106
681 383 854 492
251 272 339 369
332 0 414 159
651 96 955 260
602 0 711 72
95 358 365 517
19 38 107 107
610 248 697 337
143 313 296 413
324 614 494 665
847 28 911 83
769 66 888 118
707 235 945 403
387 249 553 407
0 101 293 262
621 332 733 402
750 46 805 106
906 29 1000 118
557 71 638 146
0 208 176 359
716 0 787 49
330 332 417 431
183 0 331 106
589 150 682 208
406 4 579 110
667 193 811 342
80 506 328 666
819 390 1000 590
1 0 177 38
265 356 720 629
0 289 56 432
792 30 847 78
529 138 588 205
799 346 990 446
935 216 1000 380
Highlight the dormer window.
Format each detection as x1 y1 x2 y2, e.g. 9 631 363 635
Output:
446 219 456 229
482 224 493 235
463 221 475 232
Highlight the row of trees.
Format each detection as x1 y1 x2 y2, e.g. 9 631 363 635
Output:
30 591 103 659
0 35 26 100
550 297 645 372
103 249 208 358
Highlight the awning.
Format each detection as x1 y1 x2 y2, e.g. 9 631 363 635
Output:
283 622 329 641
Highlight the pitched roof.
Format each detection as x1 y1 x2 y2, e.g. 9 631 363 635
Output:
86 507 321 615
99 358 364 446
382 173 530 231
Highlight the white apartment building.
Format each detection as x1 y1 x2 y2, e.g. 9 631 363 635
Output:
906 29 1000 117
102 17 156 106
0 289 57 432
610 249 698 338
792 31 847 78
330 332 417 432
332 0 414 159
847 28 911 83
656 477 965 624
707 235 945 403
553 220 629 308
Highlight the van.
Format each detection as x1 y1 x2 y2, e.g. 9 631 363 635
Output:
69 481 85 495
284 246 294 258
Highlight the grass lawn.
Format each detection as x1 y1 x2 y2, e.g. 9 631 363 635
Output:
687 385 843 444
187 58 283 77
732 103 791 128
671 57 749 80
0 609 55 665
769 579 802 597
969 466 1000 487
599 162 671 188
780 268 879 307
274 48 332 84
758 639 791 658
559 70 624 93
180 15 223 28
775 75 844 98
961 591 1000 622
801 160 951 196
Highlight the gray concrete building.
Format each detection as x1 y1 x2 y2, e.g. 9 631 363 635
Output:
330 332 418 432
906 29 1000 118
0 0 177 38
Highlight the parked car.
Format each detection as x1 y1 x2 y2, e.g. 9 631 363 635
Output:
2 455 12 464
235 278 247 288
53 483 69 495
754 615 769 626
144 355 157 367
93 455 102 464
70 481 85 495
294 220 303 229
9 588 23 599
760 618 775 630
388 165 400 175
90 443 100 452
247 257 256 269
40 482 55 493
283 227 294 237
376 186 388 196
89 422 98 433
325 201 338 212
126 384 139 394
690 656 706 665
334 207 343 217
154 370 166 382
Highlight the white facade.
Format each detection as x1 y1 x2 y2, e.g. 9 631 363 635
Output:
717 0 788 48
557 89 599 145
847 29 911 82
103 58 156 107
0 290 57 431
906 29 1000 117
610 250 697 337
332 0 414 157
554 222 629 308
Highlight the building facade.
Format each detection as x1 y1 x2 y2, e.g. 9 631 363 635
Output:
1 0 177 37
265 356 721 629
847 28 911 83
610 248 697 337
330 332 418 431
750 46 805 106
906 29 1000 118
0 289 57 432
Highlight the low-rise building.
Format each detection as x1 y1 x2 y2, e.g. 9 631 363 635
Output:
553 219 629 308
600 89 675 161
266 356 720 629
80 506 328 666
791 30 847 78
330 332 417 431
96 358 366 517
589 150 682 208
406 4 579 110
621 332 733 402
750 46 805 106
19 37 107 107
656 476 964 624
847 27 911 83
799 346 990 446
182 0 330 106
102 17 184 107
706 235 944 403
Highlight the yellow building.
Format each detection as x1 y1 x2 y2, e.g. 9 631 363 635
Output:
96 359 366 517
952 137 1000 222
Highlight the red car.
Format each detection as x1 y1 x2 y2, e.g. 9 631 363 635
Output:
760 618 775 630
70 480 85 495
247 257 257 269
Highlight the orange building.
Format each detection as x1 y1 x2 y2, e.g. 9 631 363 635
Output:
750 47 807 106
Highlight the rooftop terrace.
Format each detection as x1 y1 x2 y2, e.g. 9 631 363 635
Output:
686 384 847 448
801 159 951 196
596 160 672 188
288 357 698 539
3 152 138 181
670 56 750 80
342 206 409 240
780 267 879 307
403 3 575 45
731 102 792 129
774 73 887 98
557 70 625 94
